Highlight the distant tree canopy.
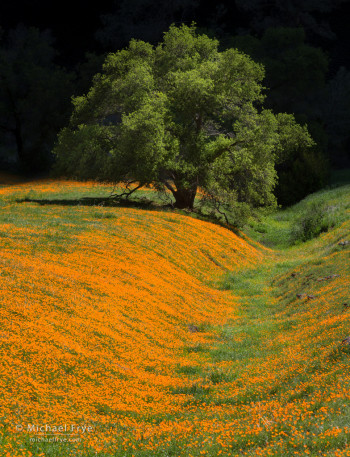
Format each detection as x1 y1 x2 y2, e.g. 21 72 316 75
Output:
232 27 329 205
0 25 74 172
235 0 347 41
323 67 350 166
232 28 328 115
53 24 313 220
96 0 199 49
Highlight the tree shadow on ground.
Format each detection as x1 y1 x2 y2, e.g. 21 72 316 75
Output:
16 196 242 236
17 196 163 211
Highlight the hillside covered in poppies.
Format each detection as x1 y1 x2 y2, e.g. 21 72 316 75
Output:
0 179 349 456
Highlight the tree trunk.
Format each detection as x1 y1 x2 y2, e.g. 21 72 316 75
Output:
173 185 197 209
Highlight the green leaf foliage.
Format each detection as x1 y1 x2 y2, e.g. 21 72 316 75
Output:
53 24 313 222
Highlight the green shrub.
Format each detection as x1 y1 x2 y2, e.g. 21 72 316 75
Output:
291 203 335 243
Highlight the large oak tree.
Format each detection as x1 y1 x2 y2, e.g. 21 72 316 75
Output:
53 24 313 218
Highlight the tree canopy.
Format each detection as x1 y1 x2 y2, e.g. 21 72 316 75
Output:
53 24 313 221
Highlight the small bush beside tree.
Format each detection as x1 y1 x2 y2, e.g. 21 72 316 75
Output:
291 203 335 243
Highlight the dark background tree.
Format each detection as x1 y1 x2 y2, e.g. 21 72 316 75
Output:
96 0 199 49
0 25 74 172
234 0 348 42
230 27 330 205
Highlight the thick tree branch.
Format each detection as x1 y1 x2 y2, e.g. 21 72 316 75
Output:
110 180 144 199
162 179 176 194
